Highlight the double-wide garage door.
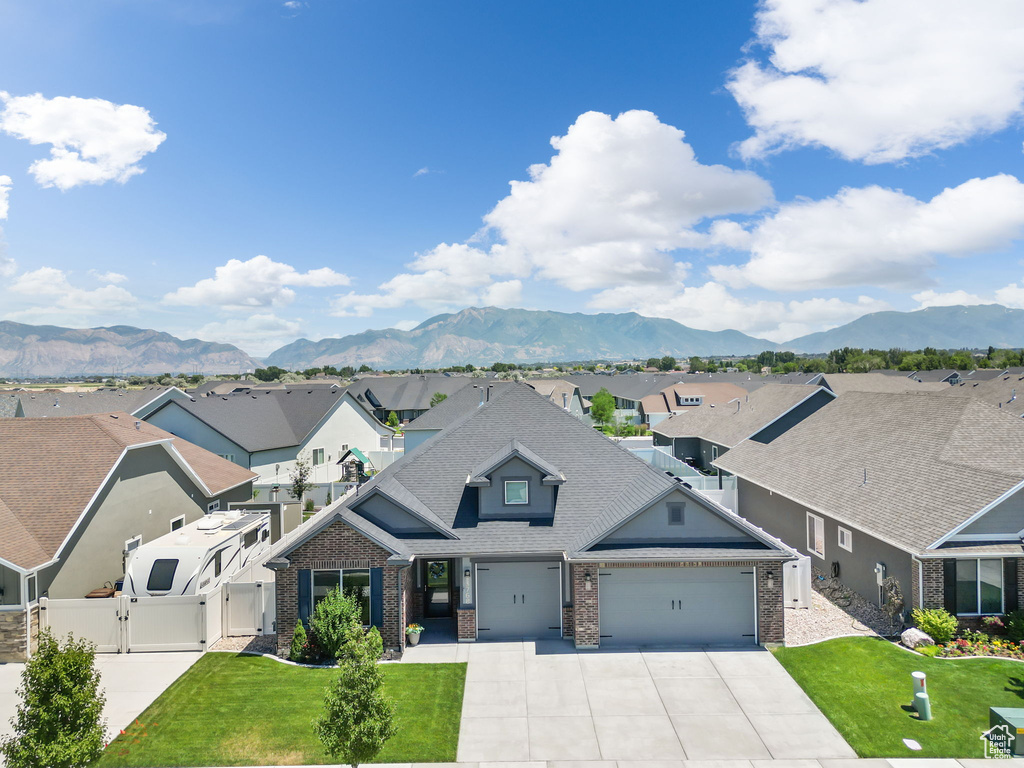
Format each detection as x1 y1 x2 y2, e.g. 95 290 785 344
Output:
476 561 562 640
600 566 756 646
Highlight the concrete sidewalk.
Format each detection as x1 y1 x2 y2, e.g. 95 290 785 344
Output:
0 651 201 744
205 760 1022 767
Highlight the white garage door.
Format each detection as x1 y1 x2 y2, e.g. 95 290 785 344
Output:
476 561 562 640
599 567 756 646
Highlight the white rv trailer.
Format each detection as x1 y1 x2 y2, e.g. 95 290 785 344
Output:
123 510 272 597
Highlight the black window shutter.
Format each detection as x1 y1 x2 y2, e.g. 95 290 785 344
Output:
1005 559 1019 613
943 560 957 614
298 569 311 627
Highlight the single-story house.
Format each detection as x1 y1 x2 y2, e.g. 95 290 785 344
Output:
716 392 1024 626
565 373 688 426
652 384 834 471
638 382 750 428
264 384 796 654
0 413 256 661
146 388 395 484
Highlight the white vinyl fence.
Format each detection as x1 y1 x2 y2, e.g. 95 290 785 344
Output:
784 554 812 609
40 580 276 654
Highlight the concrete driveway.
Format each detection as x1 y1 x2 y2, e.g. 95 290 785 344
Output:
0 651 201 744
405 640 856 763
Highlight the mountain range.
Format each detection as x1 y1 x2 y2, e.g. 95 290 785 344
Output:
2 304 1023 377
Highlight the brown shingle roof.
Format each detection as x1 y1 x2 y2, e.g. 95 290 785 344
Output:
0 413 256 571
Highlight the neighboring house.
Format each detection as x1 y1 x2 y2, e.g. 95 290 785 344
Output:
14 386 190 420
638 382 750 428
402 382 516 454
264 384 795 654
716 392 1024 626
146 388 395 484
526 379 588 420
962 368 1007 382
0 413 256 661
907 369 963 385
348 374 477 423
652 384 835 471
188 379 262 397
808 372 949 396
565 373 687 425
0 394 19 418
940 371 1024 416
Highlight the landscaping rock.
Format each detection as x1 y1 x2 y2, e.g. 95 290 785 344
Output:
901 627 934 648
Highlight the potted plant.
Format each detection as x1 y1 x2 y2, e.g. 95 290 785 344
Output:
405 623 424 646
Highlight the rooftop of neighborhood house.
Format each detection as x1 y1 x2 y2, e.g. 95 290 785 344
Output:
639 381 751 415
266 384 797 564
348 374 477 413
939 371 1024 416
715 391 1024 553
0 412 257 571
14 386 185 418
652 383 833 446
908 369 963 383
0 394 19 418
150 388 389 453
813 372 950 396
404 381 516 431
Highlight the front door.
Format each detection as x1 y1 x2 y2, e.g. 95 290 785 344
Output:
424 560 451 618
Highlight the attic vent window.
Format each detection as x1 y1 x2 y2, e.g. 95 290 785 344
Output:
504 480 529 505
668 504 685 526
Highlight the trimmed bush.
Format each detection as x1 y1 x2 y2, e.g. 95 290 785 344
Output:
911 607 958 644
309 586 362 661
289 621 308 662
1006 610 1024 642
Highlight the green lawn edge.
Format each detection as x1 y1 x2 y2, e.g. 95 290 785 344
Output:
773 636 1024 759
94 653 466 767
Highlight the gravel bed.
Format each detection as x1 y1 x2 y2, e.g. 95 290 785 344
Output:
211 634 278 654
785 577 898 646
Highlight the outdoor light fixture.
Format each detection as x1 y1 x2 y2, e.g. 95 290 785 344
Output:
766 570 775 589
464 568 471 578
584 573 593 591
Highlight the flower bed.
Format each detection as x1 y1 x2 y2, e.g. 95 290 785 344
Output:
937 633 1024 660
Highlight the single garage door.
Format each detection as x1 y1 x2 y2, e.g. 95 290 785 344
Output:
476 561 562 640
599 566 756 646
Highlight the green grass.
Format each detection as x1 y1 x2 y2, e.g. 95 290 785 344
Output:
773 636 1024 758
95 653 466 767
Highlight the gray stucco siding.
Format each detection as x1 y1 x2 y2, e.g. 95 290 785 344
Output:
403 429 440 455
960 487 1024 537
604 489 757 545
669 437 701 463
146 405 250 468
736 478 913 610
478 456 555 518
353 493 435 534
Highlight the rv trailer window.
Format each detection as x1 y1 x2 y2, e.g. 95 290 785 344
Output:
214 550 223 577
147 559 178 592
261 528 269 541
243 530 258 548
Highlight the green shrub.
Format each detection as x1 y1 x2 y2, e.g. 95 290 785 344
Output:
289 621 308 662
916 644 942 657
309 587 362 661
911 607 959 643
304 498 315 512
1006 610 1024 642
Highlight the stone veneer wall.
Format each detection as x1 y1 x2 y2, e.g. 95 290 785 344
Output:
0 609 28 662
571 560 786 648
275 521 407 657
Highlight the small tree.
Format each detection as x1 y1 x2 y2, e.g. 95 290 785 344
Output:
429 392 447 407
590 387 615 426
290 620 309 662
314 626 396 768
1 630 106 768
386 411 399 428
289 454 314 505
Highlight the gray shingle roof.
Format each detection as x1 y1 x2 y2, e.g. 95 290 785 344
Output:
349 375 477 412
716 392 1024 553
404 382 516 431
814 373 950 396
17 387 181 418
156 388 379 453
0 395 19 418
652 384 829 446
940 371 1024 416
269 384 795 562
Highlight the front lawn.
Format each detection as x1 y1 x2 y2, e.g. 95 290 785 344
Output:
773 636 1024 758
95 653 466 767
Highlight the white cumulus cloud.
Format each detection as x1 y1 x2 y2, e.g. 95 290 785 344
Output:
0 174 11 220
484 110 774 291
711 175 1024 291
6 266 138 322
912 289 989 309
88 269 128 284
0 92 167 190
164 255 350 310
728 0 1024 163
194 313 304 357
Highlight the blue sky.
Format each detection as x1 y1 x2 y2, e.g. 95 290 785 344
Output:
1 0 1023 355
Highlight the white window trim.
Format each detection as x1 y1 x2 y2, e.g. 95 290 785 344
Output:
207 500 220 513
218 453 235 463
711 445 719 461
169 515 186 532
504 480 529 505
25 573 37 607
312 447 325 466
957 557 1005 617
838 526 853 552
806 512 825 559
